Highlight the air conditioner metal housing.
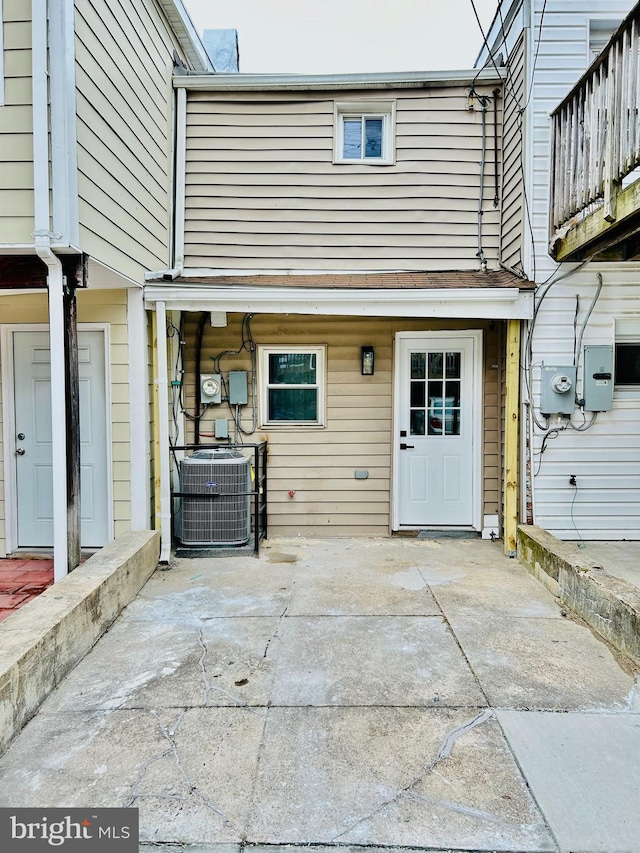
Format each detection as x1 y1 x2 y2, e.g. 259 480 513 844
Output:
177 449 251 546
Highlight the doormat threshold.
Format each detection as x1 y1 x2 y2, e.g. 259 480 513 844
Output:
417 530 480 540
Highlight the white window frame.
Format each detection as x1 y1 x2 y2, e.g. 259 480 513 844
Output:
259 345 326 427
334 100 396 165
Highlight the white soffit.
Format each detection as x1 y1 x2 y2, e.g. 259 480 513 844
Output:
87 258 140 289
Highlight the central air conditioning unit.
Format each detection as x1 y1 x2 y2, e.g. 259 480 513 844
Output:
177 449 251 546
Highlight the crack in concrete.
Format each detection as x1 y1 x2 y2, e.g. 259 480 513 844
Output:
150 708 241 832
263 601 290 660
197 628 251 708
121 709 188 809
330 709 495 841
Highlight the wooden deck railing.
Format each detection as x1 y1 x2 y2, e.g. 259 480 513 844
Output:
550 6 640 235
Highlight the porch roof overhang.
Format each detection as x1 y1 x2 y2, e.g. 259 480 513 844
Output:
173 67 503 92
144 270 534 319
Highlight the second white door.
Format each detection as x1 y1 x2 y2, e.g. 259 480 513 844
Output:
13 329 110 547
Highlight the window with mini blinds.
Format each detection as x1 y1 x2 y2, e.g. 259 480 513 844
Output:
334 101 395 164
259 347 326 426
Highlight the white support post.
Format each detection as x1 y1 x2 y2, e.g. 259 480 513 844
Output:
47 262 69 580
155 301 172 563
128 288 151 530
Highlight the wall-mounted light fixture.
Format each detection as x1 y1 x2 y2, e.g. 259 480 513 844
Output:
361 346 375 375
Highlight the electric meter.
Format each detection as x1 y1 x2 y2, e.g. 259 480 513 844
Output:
201 374 222 403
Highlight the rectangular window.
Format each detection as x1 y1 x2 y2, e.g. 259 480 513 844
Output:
259 346 326 426
334 101 395 165
614 319 640 394
615 343 640 386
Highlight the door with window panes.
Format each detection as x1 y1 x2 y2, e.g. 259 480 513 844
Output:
396 334 478 527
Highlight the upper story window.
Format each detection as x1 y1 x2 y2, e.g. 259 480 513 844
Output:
334 101 395 165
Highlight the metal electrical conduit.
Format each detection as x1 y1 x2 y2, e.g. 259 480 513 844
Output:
474 91 492 273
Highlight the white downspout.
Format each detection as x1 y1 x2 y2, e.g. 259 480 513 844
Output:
32 0 68 579
128 288 151 530
145 86 187 282
155 301 172 563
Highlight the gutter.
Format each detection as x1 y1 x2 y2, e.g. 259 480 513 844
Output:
173 67 503 92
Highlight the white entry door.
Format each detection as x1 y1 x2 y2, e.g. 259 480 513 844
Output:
395 333 481 528
12 330 110 547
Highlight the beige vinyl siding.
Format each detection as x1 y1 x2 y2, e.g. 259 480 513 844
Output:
74 0 180 282
184 85 503 272
500 31 526 272
0 288 132 555
181 313 501 537
0 0 34 244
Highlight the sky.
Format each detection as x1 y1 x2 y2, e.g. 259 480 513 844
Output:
183 0 499 74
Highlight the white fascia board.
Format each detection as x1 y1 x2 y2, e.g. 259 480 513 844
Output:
475 0 525 68
144 285 533 319
157 0 212 72
174 67 503 92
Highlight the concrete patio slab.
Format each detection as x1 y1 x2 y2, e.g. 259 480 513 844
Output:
0 706 266 844
41 616 283 712
447 613 635 710
120 574 293 621
428 558 564 619
286 567 441 616
270 615 486 707
1 535 637 852
247 707 554 851
498 710 640 853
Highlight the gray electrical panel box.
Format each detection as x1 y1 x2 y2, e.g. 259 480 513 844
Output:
583 344 614 411
540 365 576 415
228 370 248 405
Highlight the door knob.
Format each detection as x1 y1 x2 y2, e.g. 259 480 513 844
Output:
400 443 415 450
15 447 25 455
